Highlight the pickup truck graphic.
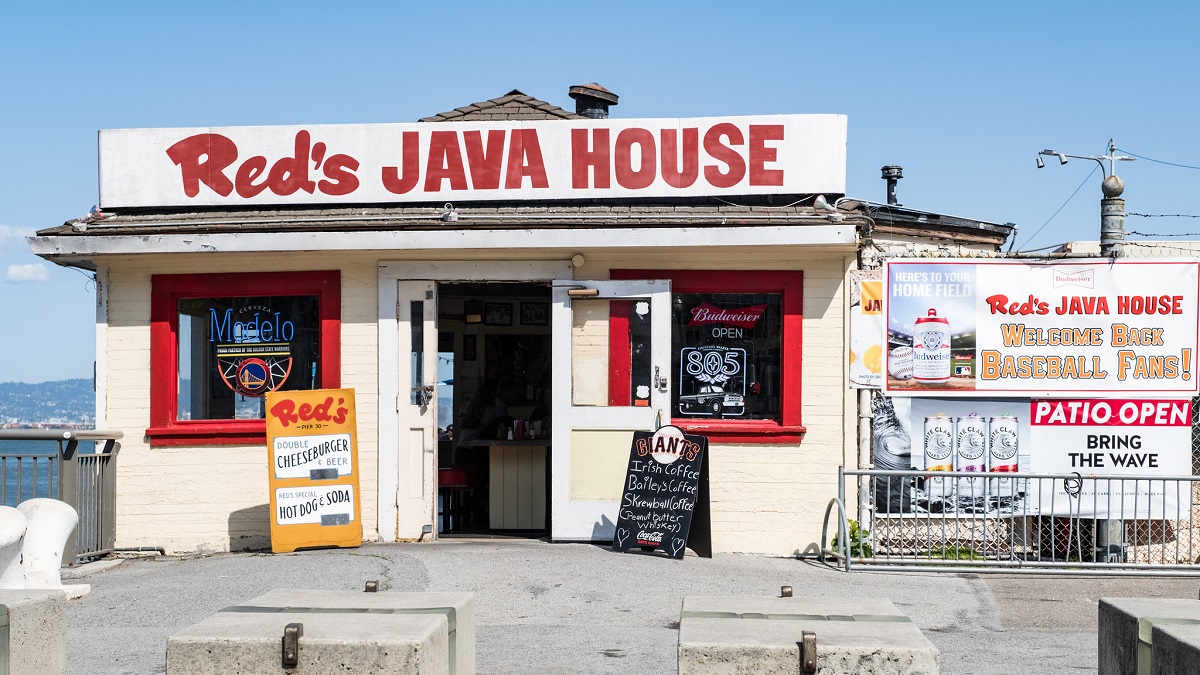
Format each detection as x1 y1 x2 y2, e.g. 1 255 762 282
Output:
678 385 744 417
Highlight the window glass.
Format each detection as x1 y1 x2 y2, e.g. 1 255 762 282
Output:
177 295 321 421
573 299 653 407
672 292 782 420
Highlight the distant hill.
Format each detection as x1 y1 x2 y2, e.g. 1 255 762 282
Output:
0 379 94 426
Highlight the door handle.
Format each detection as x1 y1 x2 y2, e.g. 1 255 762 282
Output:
411 385 434 407
654 366 668 392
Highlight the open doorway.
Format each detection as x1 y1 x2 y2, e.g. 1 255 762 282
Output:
436 282 552 537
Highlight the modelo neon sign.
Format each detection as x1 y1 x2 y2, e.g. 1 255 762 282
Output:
209 307 295 343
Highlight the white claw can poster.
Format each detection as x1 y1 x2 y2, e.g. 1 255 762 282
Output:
873 396 1193 518
882 259 1200 397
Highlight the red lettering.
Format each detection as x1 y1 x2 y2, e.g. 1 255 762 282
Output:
424 131 468 192
168 130 361 200
265 130 316 196
703 123 745 188
234 156 269 198
635 437 651 457
571 128 610 189
269 396 343 427
660 128 699 189
319 154 360 196
311 396 333 421
505 129 548 189
269 399 298 428
463 130 505 189
381 131 421 194
986 294 1049 315
614 128 656 190
748 125 784 186
165 133 238 198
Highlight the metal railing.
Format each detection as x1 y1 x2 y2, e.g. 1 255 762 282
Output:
824 466 1200 575
0 429 122 565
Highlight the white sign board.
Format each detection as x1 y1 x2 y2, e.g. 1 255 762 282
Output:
883 259 1200 397
98 115 847 208
272 433 354 480
1030 398 1193 518
274 485 356 526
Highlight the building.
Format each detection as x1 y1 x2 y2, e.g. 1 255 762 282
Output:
29 85 1012 555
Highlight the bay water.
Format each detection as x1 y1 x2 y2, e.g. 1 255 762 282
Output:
0 439 62 506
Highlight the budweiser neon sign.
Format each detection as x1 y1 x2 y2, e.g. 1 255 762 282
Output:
687 303 767 328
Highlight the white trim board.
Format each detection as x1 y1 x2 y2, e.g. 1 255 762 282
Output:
31 224 857 260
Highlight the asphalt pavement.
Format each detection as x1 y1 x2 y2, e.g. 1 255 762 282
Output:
64 539 1200 674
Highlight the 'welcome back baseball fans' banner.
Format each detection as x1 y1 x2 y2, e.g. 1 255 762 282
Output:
882 259 1200 398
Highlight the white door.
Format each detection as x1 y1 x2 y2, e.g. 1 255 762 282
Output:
550 279 672 541
395 281 439 539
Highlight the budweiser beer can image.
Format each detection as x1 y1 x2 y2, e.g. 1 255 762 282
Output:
912 308 951 384
923 414 955 501
955 414 988 499
988 415 1021 496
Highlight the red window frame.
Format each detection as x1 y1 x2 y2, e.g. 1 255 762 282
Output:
148 271 340 447
610 269 804 444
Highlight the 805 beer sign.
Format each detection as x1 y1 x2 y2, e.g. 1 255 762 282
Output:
678 346 747 417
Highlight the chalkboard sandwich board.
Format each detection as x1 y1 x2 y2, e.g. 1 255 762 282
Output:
612 425 707 560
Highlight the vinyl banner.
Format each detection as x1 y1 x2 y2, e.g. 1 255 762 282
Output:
849 270 883 388
872 396 1193 518
883 260 1200 397
1031 398 1193 518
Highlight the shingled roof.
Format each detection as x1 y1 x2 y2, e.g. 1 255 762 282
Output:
419 89 584 122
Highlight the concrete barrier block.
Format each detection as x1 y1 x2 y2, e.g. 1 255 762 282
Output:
1098 597 1200 675
1151 623 1200 675
166 611 449 675
237 589 474 675
678 596 938 675
0 589 68 675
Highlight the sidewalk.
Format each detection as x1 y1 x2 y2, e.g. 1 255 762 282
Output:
66 539 1197 674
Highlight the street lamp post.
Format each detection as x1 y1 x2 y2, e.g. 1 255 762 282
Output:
1037 140 1135 257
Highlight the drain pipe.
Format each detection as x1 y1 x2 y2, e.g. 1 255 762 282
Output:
113 546 166 556
857 389 872 526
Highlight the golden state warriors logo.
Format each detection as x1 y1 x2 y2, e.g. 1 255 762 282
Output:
235 358 271 396
212 305 296 397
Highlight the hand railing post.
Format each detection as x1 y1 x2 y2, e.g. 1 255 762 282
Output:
59 437 79 566
101 439 120 556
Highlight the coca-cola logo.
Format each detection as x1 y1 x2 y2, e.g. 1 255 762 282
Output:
687 303 766 328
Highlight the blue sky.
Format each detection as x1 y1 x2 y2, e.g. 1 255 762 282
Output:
3 1 1199 383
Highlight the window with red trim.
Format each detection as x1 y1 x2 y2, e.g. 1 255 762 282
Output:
611 270 804 443
149 271 340 446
